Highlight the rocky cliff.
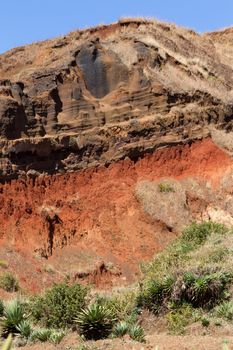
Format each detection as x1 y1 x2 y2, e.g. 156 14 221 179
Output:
0 18 233 181
1 19 233 291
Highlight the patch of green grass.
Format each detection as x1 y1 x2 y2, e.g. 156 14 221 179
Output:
181 221 227 248
0 273 19 292
96 291 137 321
166 304 197 334
30 328 65 344
141 221 228 280
158 183 175 193
201 317 210 327
30 328 52 342
49 330 66 344
208 247 229 263
0 260 8 269
137 221 233 333
215 301 233 321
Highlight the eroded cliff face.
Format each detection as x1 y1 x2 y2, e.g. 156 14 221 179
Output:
0 138 233 292
1 19 233 291
0 19 233 180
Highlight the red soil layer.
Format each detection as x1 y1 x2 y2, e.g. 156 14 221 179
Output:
0 138 231 292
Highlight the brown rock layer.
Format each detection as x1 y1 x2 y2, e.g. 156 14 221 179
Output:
0 19 233 180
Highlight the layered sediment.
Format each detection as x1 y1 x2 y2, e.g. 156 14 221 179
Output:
1 19 233 290
0 19 232 181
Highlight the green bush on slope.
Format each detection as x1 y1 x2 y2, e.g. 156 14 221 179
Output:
30 282 88 328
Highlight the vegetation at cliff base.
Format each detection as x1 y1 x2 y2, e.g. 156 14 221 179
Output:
1 221 233 346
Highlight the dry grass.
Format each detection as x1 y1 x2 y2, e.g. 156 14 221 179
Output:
211 128 233 154
38 204 60 220
185 229 233 272
135 179 190 231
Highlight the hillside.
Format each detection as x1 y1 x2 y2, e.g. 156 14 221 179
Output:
0 18 233 293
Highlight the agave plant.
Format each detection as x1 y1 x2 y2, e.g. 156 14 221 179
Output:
30 328 52 342
49 330 66 344
30 328 65 344
0 300 25 337
75 303 117 340
112 321 129 337
16 320 32 339
184 272 229 308
128 323 145 342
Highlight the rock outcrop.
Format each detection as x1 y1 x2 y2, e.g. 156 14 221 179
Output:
0 18 233 181
1 19 233 290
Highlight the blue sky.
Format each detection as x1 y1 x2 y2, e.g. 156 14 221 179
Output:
1 0 233 53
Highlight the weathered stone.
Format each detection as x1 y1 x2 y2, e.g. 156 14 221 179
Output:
0 20 232 180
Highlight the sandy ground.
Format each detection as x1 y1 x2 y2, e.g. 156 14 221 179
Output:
19 333 233 350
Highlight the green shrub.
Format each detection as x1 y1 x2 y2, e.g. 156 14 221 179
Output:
75 303 117 340
201 317 210 327
0 300 25 337
30 283 88 328
158 183 175 193
0 273 19 292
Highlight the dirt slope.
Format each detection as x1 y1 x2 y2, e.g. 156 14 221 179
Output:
1 19 233 292
0 138 233 292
